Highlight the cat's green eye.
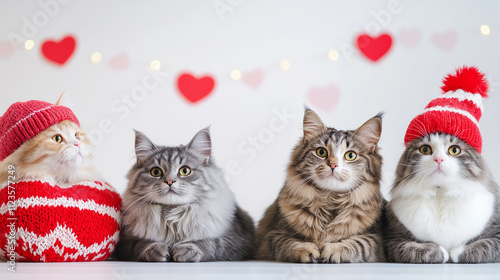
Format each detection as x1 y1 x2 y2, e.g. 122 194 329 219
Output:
316 148 328 158
419 145 432 155
52 134 63 143
344 151 357 161
448 145 461 156
150 167 163 177
179 166 191 176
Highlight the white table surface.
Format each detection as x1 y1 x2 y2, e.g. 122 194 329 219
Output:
2 261 500 280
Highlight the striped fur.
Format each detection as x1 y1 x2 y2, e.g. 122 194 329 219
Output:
0 120 103 188
256 110 385 263
114 128 255 262
384 133 500 263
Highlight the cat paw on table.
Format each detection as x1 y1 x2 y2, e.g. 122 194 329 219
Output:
141 243 171 262
321 242 363 263
290 242 321 263
172 242 204 262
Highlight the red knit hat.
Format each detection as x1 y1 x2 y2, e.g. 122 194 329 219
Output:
404 66 489 153
0 100 79 161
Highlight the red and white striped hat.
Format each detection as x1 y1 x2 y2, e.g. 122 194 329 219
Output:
404 66 489 153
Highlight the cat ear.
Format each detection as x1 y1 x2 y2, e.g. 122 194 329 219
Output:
55 91 76 110
187 127 212 165
355 113 383 152
303 109 327 141
134 130 157 164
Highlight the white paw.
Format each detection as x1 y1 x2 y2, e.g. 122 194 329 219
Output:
439 246 449 263
450 245 465 263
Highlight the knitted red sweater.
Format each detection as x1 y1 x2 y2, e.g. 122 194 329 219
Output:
0 180 121 262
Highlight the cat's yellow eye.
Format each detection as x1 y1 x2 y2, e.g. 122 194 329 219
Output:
75 133 79 140
52 134 63 143
448 145 461 156
316 147 328 158
344 151 357 161
150 167 163 177
179 166 191 176
419 145 432 155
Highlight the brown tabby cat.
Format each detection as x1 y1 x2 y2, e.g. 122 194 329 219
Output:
255 109 384 263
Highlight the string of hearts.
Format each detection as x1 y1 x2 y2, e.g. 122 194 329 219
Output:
11 29 459 111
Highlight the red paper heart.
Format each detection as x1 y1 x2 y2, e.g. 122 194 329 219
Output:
177 73 215 103
41 35 76 65
356 34 392 62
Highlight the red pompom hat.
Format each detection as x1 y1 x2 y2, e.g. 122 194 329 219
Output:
404 66 489 153
0 100 79 161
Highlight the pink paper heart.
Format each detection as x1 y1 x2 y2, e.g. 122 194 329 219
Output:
308 85 341 112
242 68 264 88
109 53 130 70
431 30 458 51
399 28 422 48
0 41 16 59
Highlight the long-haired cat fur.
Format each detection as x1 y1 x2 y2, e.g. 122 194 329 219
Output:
114 128 255 262
255 109 385 263
0 115 103 187
384 133 500 263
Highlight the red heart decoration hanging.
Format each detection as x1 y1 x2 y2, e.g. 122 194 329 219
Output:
356 34 392 62
41 35 76 65
177 73 215 103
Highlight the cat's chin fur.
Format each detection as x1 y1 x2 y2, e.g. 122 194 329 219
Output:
315 176 360 192
391 176 495 252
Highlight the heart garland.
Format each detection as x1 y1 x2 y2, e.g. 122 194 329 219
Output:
241 68 264 88
109 53 130 70
356 33 392 62
431 29 458 51
41 35 76 65
14 29 460 105
177 73 216 103
308 85 341 112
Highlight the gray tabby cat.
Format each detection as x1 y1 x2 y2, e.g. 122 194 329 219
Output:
384 133 500 263
384 66 500 263
114 128 255 262
255 109 385 263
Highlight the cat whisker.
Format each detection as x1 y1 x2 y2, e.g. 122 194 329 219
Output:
129 193 159 215
392 172 428 199
282 174 316 209
397 162 417 167
283 172 315 197
123 192 157 213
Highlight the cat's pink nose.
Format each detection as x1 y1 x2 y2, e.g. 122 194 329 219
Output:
329 163 338 170
434 157 444 164
166 180 176 186
74 143 80 147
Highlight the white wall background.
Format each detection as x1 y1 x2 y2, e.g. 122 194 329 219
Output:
1 0 499 222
